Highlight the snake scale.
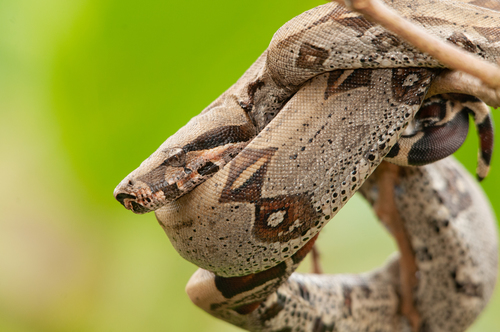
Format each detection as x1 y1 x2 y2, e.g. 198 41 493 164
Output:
114 1 499 331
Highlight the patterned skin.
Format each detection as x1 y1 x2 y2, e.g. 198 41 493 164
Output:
114 1 499 331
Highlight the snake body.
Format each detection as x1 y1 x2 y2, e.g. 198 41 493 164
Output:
114 1 499 331
185 158 497 332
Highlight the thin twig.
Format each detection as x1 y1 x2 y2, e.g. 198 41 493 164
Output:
311 245 323 274
373 162 421 332
332 0 500 89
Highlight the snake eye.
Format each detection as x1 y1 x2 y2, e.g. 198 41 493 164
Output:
161 148 186 167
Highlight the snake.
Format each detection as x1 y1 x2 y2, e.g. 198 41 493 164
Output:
113 1 499 331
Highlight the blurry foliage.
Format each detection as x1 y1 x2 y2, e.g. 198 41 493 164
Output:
0 0 498 331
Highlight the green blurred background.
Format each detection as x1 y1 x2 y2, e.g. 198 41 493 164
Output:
0 0 499 331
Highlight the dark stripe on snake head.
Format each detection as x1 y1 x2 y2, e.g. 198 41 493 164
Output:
182 124 255 153
138 167 183 197
197 162 220 176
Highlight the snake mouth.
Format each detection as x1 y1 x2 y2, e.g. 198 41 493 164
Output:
115 193 151 214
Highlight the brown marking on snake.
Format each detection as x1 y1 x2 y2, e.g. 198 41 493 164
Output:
391 68 436 105
477 115 494 166
137 125 255 200
359 283 372 298
313 318 335 332
473 26 500 43
325 69 373 99
342 285 353 317
417 101 446 120
451 270 484 298
470 0 500 11
221 148 321 243
443 93 481 103
274 328 292 332
254 194 320 243
296 43 329 69
138 170 183 197
446 32 477 53
214 262 287 299
324 70 345 100
411 16 454 26
455 281 484 297
292 234 319 265
371 31 402 52
339 69 372 91
183 124 256 152
241 79 266 112
197 161 219 176
259 292 287 322
234 302 262 315
220 147 278 203
415 246 433 262
420 321 432 332
309 6 352 27
336 16 374 35
296 280 311 302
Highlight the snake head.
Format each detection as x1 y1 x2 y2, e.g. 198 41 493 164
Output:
114 147 191 214
114 143 247 214
113 101 256 214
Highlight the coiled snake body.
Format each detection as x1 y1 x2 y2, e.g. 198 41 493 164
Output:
114 1 499 331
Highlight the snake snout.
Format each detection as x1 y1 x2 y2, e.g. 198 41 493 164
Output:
115 192 150 214
115 192 136 207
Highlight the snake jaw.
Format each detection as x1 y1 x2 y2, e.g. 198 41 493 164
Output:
123 195 149 214
114 181 174 214
114 182 154 214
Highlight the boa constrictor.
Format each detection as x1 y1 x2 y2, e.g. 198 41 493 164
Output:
113 1 499 331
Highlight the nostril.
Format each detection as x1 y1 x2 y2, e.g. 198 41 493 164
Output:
116 193 136 206
128 180 134 186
